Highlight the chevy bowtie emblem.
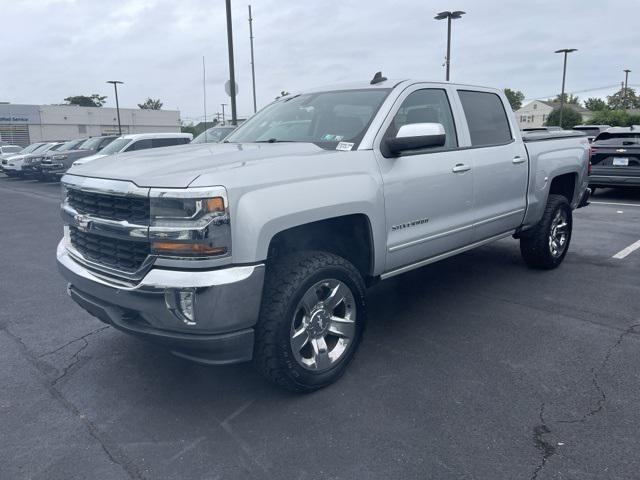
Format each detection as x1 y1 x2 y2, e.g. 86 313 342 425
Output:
74 214 91 232
616 148 627 153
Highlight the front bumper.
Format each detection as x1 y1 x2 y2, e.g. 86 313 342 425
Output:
57 240 265 364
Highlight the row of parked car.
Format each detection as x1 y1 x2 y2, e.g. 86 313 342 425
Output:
0 125 236 181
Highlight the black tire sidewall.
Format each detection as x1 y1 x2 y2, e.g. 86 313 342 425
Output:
275 263 366 389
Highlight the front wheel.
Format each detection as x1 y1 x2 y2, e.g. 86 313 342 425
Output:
253 251 366 392
520 194 573 269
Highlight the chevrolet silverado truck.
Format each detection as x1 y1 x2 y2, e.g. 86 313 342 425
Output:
57 77 590 392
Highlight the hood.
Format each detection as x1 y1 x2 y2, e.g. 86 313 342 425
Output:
67 142 335 188
73 153 107 166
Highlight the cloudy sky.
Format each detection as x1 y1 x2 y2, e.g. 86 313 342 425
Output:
2 0 638 122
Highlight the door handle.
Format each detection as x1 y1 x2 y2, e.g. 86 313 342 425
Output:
512 156 526 164
452 163 471 173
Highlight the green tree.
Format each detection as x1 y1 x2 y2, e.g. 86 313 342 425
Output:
138 98 163 109
587 109 640 127
545 107 582 129
549 93 580 105
504 88 525 111
606 87 640 110
64 94 107 107
584 97 607 111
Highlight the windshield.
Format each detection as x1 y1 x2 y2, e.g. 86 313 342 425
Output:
21 143 45 154
58 139 84 152
47 143 63 151
225 89 391 149
99 138 131 154
80 137 105 150
594 132 640 145
192 127 235 144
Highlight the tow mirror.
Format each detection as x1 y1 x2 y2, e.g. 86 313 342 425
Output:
384 123 446 156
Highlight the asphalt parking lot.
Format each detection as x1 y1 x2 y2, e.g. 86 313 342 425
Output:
1 175 639 480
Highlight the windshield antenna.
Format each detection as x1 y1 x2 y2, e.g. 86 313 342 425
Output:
370 71 387 85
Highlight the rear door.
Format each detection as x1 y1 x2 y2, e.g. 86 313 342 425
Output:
455 89 528 241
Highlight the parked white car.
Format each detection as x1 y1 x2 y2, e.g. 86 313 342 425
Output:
0 145 23 160
72 133 193 166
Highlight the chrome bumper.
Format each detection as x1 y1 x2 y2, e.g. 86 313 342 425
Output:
57 240 265 364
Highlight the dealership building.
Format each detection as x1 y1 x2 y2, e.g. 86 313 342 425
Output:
0 103 181 146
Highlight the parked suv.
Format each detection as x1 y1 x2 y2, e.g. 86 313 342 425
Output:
191 126 236 144
0 145 22 160
589 126 640 193
3 142 64 177
24 138 87 178
58 77 589 392
39 136 117 180
72 133 193 166
572 125 610 143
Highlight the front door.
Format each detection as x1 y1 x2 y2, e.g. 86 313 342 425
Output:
374 86 475 273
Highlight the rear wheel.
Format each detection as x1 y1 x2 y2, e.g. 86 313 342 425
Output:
520 194 572 269
253 251 366 392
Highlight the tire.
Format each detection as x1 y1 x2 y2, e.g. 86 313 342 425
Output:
520 194 572 269
253 251 367 393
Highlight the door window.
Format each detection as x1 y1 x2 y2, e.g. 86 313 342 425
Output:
384 89 458 152
151 138 188 148
458 90 512 147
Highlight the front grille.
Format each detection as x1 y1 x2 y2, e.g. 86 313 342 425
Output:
67 189 149 224
69 227 150 272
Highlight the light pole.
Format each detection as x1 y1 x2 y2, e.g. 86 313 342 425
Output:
434 10 465 81
623 69 631 109
554 48 577 129
221 104 227 125
106 80 124 135
248 5 257 113
225 0 238 125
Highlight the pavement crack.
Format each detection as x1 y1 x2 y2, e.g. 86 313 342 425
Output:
558 322 640 424
50 326 110 386
531 403 556 480
39 325 109 358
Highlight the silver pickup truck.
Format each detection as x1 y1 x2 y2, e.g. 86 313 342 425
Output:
57 78 590 392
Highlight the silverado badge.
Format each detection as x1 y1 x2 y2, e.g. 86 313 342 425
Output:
74 214 91 232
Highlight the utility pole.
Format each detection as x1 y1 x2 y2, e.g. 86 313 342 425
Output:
248 5 257 113
623 69 631 109
554 48 577 129
202 56 207 133
106 80 124 135
221 104 227 125
434 11 465 81
225 0 238 125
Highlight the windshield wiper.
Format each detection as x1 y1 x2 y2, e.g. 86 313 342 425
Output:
255 138 298 143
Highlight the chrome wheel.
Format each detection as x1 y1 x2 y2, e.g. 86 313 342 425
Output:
549 209 569 258
290 279 356 372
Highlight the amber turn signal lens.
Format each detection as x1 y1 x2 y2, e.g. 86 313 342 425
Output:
152 242 227 256
206 197 225 213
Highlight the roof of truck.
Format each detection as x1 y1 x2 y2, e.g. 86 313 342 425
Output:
293 78 503 95
118 132 193 140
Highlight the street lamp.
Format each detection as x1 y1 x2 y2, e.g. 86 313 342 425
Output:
434 10 465 81
554 49 577 128
623 69 631 108
106 80 124 135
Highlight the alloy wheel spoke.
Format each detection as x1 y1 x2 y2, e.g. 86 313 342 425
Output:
324 283 348 311
291 327 310 352
311 337 331 370
328 315 355 338
299 288 319 314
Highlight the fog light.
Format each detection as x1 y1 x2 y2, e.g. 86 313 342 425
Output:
165 289 197 326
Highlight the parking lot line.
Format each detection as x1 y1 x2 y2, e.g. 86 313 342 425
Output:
613 239 640 259
591 201 640 208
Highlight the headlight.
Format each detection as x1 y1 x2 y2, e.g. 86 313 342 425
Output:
149 187 230 257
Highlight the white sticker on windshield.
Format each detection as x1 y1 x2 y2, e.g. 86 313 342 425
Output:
336 142 354 151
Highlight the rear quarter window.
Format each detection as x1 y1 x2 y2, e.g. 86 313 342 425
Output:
458 90 512 147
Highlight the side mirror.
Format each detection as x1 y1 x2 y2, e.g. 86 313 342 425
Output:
384 123 446 156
